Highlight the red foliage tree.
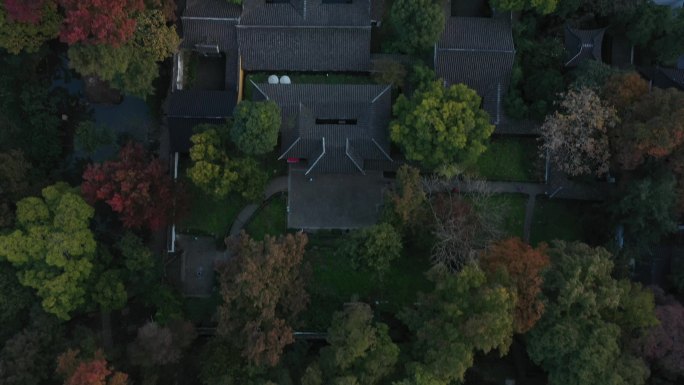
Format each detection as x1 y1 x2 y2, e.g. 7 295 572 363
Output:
58 0 145 46
4 0 47 24
81 142 176 231
635 288 684 380
480 237 550 333
56 349 129 385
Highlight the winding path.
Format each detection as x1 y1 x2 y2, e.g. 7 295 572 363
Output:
229 176 289 236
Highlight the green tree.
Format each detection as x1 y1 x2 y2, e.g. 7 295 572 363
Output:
617 2 684 64
188 124 268 201
188 124 238 198
390 81 494 174
398 264 515 384
527 241 655 385
230 157 268 202
490 0 558 14
609 170 678 247
231 101 281 155
75 121 117 157
0 150 31 228
570 60 621 91
301 303 399 385
341 223 403 281
388 0 444 55
0 0 61 54
0 183 97 320
0 263 34 344
384 165 427 230
0 309 65 385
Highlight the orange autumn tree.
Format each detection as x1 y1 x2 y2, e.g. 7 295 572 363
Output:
480 237 550 334
612 87 684 170
217 232 310 367
601 71 649 115
56 349 128 385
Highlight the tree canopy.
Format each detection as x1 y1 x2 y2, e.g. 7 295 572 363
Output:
341 223 403 281
0 0 61 54
231 101 281 155
609 170 678 247
390 81 494 174
301 303 399 385
611 88 684 170
217 232 310 367
398 264 515 384
490 0 558 14
81 142 176 231
480 237 550 334
67 9 178 97
58 0 145 46
388 0 444 55
188 124 268 201
527 241 656 385
0 183 97 320
540 87 618 177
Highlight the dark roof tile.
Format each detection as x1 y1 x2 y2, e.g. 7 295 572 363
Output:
237 26 371 71
167 90 236 118
240 0 371 26
252 83 393 174
435 17 515 125
564 26 605 67
184 0 241 19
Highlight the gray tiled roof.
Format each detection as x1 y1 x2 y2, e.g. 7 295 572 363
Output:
638 66 684 91
564 26 605 67
240 0 371 26
184 0 241 19
237 0 372 71
167 90 236 118
438 17 515 52
252 83 393 174
435 16 515 125
181 18 238 53
237 26 371 71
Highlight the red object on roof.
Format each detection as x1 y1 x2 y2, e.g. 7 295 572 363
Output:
287 158 300 163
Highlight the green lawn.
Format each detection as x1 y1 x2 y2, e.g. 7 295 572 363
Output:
178 158 246 238
179 184 246 238
474 137 542 182
530 198 590 246
244 73 374 100
245 195 288 241
301 230 433 329
184 294 220 324
489 194 528 239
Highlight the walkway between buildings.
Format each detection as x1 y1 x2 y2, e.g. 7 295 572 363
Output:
229 176 289 236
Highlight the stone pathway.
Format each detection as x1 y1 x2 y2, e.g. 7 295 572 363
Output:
229 176 289 236
449 171 613 243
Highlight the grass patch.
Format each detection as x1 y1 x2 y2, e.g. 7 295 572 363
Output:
530 198 592 246
487 194 528 239
244 73 374 100
184 293 220 324
301 230 432 329
245 194 288 241
180 184 246 238
178 158 247 238
474 136 542 182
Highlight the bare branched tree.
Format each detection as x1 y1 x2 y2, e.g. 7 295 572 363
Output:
423 176 506 272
